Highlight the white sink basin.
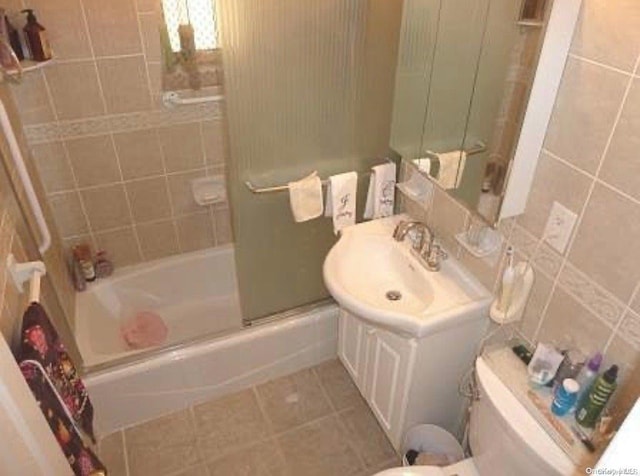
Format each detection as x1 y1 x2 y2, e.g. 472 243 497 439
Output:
323 215 492 337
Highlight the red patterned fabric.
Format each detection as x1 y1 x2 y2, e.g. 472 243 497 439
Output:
16 303 104 475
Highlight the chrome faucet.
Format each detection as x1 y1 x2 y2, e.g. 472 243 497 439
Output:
393 220 448 272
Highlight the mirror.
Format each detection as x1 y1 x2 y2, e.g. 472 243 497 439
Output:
390 0 577 225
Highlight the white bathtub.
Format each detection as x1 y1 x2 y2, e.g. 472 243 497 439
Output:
75 245 243 369
85 304 338 436
75 244 338 435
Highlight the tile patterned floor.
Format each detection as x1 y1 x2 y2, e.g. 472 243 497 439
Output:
98 359 400 476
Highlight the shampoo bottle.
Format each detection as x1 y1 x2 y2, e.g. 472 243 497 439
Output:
575 365 618 428
574 352 603 408
21 9 52 61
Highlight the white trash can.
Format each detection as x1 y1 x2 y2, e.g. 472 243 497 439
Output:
401 424 465 467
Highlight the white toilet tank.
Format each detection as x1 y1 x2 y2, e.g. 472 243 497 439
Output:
469 357 575 476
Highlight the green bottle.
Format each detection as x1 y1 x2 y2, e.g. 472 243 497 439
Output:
575 365 618 428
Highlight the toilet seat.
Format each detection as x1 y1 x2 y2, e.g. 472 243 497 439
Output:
374 459 479 476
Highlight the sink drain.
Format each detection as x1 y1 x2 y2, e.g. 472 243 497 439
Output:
386 290 402 301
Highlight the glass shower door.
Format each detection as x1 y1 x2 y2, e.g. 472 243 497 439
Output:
217 0 403 321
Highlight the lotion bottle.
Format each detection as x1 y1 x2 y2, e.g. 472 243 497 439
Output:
21 9 52 61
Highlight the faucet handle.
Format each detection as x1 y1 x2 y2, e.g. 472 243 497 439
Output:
392 221 407 241
426 242 448 271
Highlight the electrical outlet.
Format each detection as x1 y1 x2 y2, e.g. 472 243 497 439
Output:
543 201 578 254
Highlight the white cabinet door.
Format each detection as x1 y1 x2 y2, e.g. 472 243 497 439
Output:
365 326 416 447
338 310 369 393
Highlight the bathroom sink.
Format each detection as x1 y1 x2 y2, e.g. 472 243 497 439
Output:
323 214 492 337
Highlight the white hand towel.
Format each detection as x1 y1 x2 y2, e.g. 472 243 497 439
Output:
437 151 467 190
325 172 357 235
364 162 396 219
288 171 323 222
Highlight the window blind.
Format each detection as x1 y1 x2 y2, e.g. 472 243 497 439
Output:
162 0 218 52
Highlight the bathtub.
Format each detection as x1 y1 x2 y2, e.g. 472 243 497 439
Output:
76 245 338 435
75 245 243 369
85 304 338 435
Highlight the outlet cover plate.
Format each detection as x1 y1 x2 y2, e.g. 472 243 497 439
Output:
543 201 578 254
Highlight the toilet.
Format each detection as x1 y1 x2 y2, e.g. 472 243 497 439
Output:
376 356 575 476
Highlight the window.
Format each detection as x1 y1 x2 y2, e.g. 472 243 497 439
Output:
162 0 219 53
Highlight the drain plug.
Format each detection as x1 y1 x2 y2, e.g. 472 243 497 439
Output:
386 290 402 301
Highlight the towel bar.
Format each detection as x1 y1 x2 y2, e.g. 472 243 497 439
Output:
245 159 394 195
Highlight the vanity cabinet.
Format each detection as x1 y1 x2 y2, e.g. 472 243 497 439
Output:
338 308 487 449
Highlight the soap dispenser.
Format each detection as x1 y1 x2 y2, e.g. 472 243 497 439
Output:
21 9 52 62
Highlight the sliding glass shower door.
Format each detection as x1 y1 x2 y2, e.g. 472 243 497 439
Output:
217 0 403 321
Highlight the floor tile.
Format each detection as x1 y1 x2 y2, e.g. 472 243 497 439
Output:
277 415 364 476
97 431 127 476
256 368 333 433
193 389 271 462
206 440 288 476
339 402 397 469
125 409 200 476
314 359 364 411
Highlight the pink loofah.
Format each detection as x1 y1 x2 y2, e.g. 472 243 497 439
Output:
120 311 168 350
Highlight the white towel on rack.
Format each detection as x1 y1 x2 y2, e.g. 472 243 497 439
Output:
288 171 323 222
436 150 467 190
325 172 357 235
364 162 396 219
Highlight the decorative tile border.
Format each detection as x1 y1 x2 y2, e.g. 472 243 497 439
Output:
532 242 563 279
558 262 626 328
618 310 640 350
24 101 224 144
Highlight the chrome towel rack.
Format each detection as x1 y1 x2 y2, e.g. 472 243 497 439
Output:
245 159 395 195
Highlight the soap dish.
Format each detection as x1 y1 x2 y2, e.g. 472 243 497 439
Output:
455 228 502 258
191 176 226 206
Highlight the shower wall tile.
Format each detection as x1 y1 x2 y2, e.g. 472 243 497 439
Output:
66 135 120 188
82 0 142 57
213 207 233 245
398 1 640 405
113 128 164 180
125 177 172 223
30 142 75 193
49 191 90 237
8 0 233 268
94 227 142 268
45 62 106 120
159 123 205 173
176 213 216 252
139 12 162 62
9 72 55 125
137 219 179 261
97 56 153 114
81 184 133 232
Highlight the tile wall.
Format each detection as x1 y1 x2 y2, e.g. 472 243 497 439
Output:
400 0 640 418
6 0 232 268
0 106 77 358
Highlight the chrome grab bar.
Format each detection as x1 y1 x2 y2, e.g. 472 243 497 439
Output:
162 90 224 108
0 98 51 254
